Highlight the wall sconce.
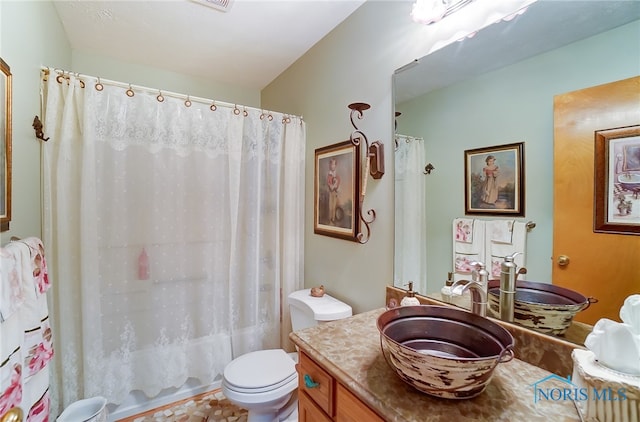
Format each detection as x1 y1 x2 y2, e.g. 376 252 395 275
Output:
411 0 475 24
348 102 384 244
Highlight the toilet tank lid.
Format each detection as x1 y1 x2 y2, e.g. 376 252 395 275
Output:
288 289 353 321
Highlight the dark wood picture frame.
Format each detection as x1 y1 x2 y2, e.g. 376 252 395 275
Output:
464 142 525 216
594 125 640 235
314 139 360 241
1 57 12 232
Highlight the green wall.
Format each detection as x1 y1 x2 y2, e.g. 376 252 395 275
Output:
397 20 640 293
262 1 640 313
0 0 260 245
0 0 71 242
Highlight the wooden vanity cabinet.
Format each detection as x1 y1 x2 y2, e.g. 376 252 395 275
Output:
297 351 384 422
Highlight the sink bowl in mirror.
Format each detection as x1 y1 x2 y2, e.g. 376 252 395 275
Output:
377 305 514 399
486 280 596 336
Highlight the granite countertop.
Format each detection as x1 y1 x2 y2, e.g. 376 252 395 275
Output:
290 308 581 422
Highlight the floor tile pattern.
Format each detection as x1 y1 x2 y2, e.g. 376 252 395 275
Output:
123 390 248 422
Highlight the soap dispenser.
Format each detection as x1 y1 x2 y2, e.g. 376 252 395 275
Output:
401 282 421 306
441 272 454 303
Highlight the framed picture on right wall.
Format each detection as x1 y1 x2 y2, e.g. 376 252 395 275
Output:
594 124 640 235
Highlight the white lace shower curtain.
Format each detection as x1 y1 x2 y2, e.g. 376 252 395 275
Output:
40 71 305 414
394 135 427 294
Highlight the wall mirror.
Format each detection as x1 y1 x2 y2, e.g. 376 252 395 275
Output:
393 1 640 346
1 57 12 232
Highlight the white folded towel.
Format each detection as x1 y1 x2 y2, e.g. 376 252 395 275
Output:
620 294 640 334
485 220 527 279
488 219 515 243
585 318 640 376
452 218 485 281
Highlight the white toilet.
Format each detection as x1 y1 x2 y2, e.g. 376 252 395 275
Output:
222 288 352 422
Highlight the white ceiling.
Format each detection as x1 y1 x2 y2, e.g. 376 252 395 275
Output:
52 0 640 97
52 0 367 90
395 1 640 103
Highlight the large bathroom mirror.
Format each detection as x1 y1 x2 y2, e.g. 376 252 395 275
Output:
393 1 640 346
1 57 11 232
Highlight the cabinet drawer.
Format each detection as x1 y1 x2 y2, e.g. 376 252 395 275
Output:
336 383 385 422
298 351 334 417
298 390 333 422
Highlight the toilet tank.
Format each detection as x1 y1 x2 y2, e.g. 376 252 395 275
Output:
288 289 352 332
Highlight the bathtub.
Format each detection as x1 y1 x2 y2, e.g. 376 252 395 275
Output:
106 377 221 421
618 173 640 191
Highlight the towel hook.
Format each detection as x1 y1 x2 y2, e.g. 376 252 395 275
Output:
424 163 435 174
32 116 49 142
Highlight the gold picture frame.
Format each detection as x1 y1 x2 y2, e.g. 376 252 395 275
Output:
464 142 525 216
314 140 360 241
594 125 640 235
1 57 12 232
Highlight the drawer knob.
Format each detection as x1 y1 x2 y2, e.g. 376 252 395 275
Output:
304 374 320 389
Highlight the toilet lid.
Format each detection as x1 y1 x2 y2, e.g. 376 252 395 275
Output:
224 349 297 391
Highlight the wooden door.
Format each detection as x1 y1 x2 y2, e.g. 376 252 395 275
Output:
553 76 640 325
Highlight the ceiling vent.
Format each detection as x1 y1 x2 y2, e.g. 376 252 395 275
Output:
189 0 234 12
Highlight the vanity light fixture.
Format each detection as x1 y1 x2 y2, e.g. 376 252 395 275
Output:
189 0 233 12
411 0 475 24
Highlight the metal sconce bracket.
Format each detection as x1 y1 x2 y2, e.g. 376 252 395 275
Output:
369 141 385 179
348 102 384 244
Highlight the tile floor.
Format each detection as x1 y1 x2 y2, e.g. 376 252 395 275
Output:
118 389 248 422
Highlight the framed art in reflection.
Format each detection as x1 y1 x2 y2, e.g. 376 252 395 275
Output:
464 142 525 216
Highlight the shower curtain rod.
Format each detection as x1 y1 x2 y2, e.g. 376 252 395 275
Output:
40 66 304 122
395 134 424 142
395 134 424 149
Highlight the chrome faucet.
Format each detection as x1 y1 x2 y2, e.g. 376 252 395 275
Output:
470 261 489 287
451 279 488 317
450 262 489 317
499 252 526 322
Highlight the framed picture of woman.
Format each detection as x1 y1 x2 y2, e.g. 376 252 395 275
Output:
464 142 525 216
314 140 360 241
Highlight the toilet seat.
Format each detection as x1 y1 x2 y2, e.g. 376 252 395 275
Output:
223 349 297 394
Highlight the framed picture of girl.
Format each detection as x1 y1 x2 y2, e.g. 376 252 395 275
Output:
314 140 360 241
464 142 525 216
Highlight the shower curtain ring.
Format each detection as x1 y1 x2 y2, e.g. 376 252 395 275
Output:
126 84 135 97
210 101 217 111
243 107 248 117
157 90 165 102
185 96 192 107
233 105 240 115
95 77 104 91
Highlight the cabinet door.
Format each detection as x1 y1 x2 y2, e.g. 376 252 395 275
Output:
336 383 384 422
299 390 333 422
298 351 334 416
